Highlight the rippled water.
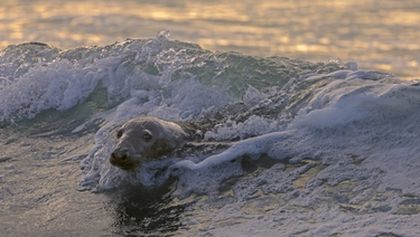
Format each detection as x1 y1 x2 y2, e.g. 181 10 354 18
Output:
1 1 420 237
1 0 419 78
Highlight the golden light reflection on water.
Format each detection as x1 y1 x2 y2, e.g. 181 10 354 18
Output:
383 11 420 26
0 0 419 78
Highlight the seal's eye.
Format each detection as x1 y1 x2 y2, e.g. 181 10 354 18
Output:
117 130 123 139
143 129 153 141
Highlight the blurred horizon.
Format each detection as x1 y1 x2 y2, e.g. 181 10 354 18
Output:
1 0 419 79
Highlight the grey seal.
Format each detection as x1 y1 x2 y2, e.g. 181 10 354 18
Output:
110 116 188 170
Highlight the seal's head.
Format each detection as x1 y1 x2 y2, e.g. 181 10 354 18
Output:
110 117 187 171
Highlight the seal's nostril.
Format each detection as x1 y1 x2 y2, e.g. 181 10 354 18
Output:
120 154 128 161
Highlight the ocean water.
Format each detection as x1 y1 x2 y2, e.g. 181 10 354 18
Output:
1 0 420 79
1 1 420 237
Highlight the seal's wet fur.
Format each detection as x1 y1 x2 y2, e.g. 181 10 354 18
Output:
110 117 188 170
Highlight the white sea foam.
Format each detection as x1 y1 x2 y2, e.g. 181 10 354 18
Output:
172 73 420 236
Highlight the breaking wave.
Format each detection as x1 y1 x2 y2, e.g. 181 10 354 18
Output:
2 33 419 236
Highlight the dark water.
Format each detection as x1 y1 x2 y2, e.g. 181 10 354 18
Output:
0 125 187 236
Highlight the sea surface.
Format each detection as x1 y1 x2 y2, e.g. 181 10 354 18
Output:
1 1 420 237
1 0 420 79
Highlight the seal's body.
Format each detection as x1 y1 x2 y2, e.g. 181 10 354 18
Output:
110 117 188 170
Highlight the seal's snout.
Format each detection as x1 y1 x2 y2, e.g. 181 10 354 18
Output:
111 150 128 160
109 147 140 171
110 148 130 165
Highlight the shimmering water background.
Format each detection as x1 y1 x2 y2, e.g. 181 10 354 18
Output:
1 0 419 79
